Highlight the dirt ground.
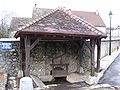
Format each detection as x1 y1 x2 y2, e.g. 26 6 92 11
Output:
46 84 115 90
42 77 116 90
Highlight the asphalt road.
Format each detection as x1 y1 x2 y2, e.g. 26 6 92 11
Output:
98 53 120 86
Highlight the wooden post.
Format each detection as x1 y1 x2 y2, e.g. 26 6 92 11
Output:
79 40 84 68
20 37 25 75
24 36 31 76
20 37 23 70
90 39 96 76
79 45 84 73
96 39 101 72
75 40 84 73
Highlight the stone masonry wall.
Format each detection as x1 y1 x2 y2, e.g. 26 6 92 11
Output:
0 38 119 81
0 40 90 79
0 41 20 76
30 41 91 78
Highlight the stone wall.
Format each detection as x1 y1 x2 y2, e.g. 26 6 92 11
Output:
0 40 91 79
0 38 120 81
30 42 91 78
0 41 20 76
101 38 120 58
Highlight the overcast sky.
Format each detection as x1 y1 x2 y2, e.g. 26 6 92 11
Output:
0 0 120 27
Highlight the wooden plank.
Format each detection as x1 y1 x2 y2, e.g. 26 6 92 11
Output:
90 39 96 76
96 39 101 72
25 36 31 76
52 70 68 77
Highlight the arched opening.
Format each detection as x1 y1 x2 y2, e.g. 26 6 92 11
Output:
50 64 68 78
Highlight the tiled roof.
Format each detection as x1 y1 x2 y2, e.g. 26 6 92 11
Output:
32 8 106 27
71 11 106 27
14 7 107 38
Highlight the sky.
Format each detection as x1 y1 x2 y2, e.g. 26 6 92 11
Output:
0 0 120 27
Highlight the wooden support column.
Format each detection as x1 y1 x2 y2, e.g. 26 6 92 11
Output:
20 37 25 75
79 40 84 66
90 39 96 76
79 41 84 73
24 36 31 76
96 39 101 72
76 41 84 72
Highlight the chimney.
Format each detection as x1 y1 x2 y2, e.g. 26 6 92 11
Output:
95 10 99 15
34 4 37 8
32 4 37 19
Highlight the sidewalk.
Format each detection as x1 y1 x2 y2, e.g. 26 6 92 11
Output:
98 49 120 81
100 49 120 71
86 48 120 85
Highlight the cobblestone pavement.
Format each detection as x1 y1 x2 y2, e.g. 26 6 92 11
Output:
99 53 120 86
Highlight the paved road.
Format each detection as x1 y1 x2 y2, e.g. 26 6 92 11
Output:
99 53 120 86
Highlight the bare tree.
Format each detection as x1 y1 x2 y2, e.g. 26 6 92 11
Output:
0 11 16 38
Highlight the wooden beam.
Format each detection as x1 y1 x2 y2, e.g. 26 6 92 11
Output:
90 39 96 76
30 38 40 50
96 39 101 72
82 39 92 51
25 36 31 76
29 35 86 41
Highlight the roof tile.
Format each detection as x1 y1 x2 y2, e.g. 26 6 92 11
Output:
14 7 107 38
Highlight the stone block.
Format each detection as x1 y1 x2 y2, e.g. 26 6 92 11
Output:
80 66 85 73
39 75 53 82
19 77 33 90
66 73 88 83
85 76 98 85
